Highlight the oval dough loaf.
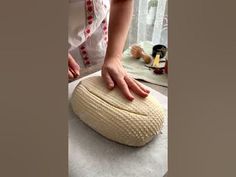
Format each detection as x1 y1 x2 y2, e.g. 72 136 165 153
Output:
71 76 164 147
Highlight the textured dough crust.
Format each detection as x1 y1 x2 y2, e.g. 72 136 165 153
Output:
71 76 164 147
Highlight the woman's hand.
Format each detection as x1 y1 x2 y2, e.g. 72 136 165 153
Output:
101 0 146 101
102 57 150 101
68 53 80 80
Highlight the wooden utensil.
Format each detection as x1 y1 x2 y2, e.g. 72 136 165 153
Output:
130 45 152 64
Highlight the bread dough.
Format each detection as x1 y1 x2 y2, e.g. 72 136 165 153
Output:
70 76 164 147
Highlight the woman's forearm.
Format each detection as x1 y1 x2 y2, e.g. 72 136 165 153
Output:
105 0 134 61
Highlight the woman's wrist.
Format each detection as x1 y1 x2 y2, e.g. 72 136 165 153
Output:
104 53 122 64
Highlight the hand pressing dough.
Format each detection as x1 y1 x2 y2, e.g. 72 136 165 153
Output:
70 76 164 147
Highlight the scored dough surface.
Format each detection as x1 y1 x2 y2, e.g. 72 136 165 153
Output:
70 76 164 147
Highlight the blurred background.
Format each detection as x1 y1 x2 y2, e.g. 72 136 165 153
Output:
125 0 168 48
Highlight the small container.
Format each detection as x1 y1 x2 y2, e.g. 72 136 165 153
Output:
152 44 167 58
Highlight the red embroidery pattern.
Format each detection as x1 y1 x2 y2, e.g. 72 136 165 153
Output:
79 44 90 66
84 0 95 39
80 0 108 66
80 0 96 66
101 19 108 45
